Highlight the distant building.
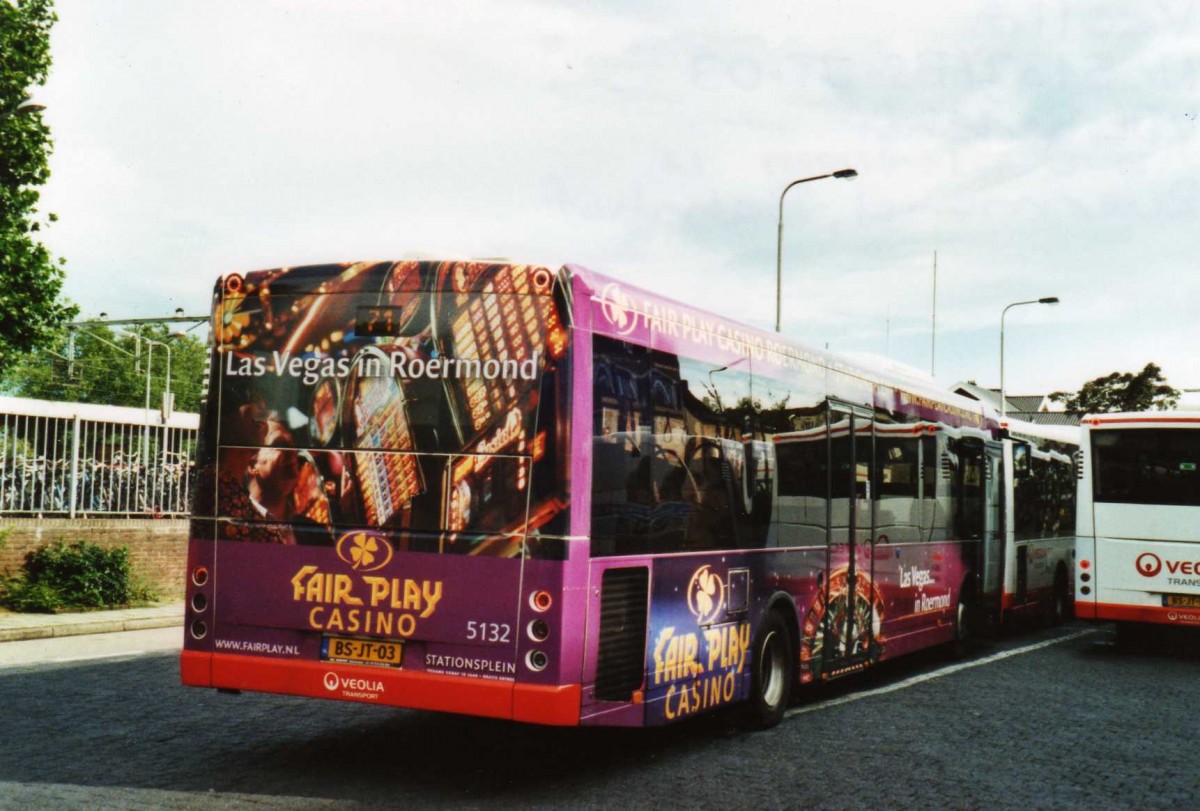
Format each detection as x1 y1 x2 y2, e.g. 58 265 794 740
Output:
950 381 1080 426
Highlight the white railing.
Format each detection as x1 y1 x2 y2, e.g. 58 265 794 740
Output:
0 396 199 518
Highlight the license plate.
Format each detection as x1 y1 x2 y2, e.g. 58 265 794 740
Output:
321 636 403 667
1163 594 1200 609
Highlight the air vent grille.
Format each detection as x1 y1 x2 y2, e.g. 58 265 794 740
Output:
594 567 649 701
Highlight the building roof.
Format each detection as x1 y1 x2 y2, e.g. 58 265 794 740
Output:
1005 411 1080 426
1006 395 1050 413
949 382 1079 426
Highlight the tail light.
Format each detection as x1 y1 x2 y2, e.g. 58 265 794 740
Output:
529 590 553 612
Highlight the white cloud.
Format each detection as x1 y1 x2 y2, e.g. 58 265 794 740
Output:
35 0 1200 396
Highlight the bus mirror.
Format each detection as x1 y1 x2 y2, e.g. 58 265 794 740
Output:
1012 443 1031 478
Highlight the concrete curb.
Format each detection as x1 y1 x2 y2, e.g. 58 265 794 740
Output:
0 602 184 643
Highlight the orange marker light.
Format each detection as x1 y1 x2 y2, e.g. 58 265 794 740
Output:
530 590 553 612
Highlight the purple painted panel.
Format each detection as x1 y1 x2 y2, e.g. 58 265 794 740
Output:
568 270 595 543
214 541 521 647
570 265 862 385
566 263 989 429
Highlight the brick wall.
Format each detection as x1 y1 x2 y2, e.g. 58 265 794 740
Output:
0 518 187 599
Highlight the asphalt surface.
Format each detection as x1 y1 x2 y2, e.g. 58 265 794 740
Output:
1 609 1197 809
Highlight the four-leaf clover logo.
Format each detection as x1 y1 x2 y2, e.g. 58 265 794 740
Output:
686 564 725 624
335 531 393 573
349 535 378 569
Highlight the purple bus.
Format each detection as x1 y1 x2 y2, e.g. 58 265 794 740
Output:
181 260 1070 727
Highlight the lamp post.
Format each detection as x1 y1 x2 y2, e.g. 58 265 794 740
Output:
141 339 161 468
1 98 45 120
163 331 188 418
775 168 858 333
64 328 138 518
144 338 175 420
1000 297 1060 418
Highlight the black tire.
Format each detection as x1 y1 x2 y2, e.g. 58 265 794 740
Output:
741 611 794 729
1051 568 1071 625
1114 621 1140 649
952 590 972 657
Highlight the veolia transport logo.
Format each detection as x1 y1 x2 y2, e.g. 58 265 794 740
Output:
323 672 340 691
687 565 725 625
335 531 393 572
1136 552 1163 577
599 282 638 335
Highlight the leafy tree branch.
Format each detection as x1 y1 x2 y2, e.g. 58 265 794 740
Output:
1049 363 1179 414
0 0 76 376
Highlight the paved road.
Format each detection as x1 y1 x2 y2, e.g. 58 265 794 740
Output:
0 626 180 669
0 621 1196 810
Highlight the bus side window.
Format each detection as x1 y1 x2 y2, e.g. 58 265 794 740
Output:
939 439 960 542
921 435 938 500
877 436 919 543
681 439 734 550
950 438 984 541
877 440 917 497
1012 442 1031 479
1055 456 1076 536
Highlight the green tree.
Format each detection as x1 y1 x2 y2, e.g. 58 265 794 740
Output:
0 0 76 376
2 322 210 413
1050 363 1180 414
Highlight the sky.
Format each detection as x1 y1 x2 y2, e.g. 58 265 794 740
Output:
35 1 1200 399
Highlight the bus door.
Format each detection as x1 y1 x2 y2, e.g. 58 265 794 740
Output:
954 437 987 619
822 402 879 677
977 440 1005 631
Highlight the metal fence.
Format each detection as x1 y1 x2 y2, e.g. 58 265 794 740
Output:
0 396 199 518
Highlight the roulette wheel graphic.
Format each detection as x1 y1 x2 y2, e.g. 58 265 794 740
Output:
799 568 885 684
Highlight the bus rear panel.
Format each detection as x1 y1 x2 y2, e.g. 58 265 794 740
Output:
181 260 581 724
1076 414 1200 628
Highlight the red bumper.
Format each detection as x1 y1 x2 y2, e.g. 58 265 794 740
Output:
1078 602 1200 627
180 651 582 726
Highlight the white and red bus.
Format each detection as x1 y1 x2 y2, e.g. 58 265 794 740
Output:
1075 412 1200 633
181 260 1076 727
1002 421 1079 625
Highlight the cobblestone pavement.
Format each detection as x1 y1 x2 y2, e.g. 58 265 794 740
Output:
0 621 1196 810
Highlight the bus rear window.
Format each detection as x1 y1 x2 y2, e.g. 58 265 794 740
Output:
204 260 571 553
1092 428 1200 506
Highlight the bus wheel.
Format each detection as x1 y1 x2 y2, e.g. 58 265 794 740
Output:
1051 568 1070 625
741 612 794 729
1114 621 1140 649
952 592 973 657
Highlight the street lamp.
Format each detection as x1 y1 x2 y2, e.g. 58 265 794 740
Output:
141 339 165 467
144 337 185 421
2 98 45 120
775 168 858 333
999 297 1060 418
